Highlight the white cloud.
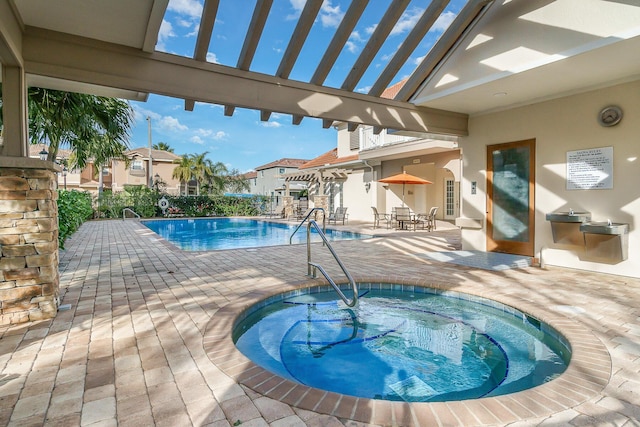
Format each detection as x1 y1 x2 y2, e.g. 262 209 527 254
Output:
190 135 205 145
432 11 456 32
365 24 377 35
195 128 228 140
391 7 423 36
320 1 344 28
206 52 219 63
167 0 203 19
177 18 193 28
260 121 282 128
286 0 305 20
158 116 188 132
156 20 175 51
132 105 162 123
346 31 363 53
356 85 371 94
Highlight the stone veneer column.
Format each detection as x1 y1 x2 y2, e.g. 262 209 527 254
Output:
282 196 294 220
312 195 329 223
0 157 60 324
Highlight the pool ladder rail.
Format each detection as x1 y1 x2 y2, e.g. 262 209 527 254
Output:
289 208 358 307
122 208 140 220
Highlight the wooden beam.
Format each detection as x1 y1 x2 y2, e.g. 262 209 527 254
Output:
23 28 468 135
237 0 272 70
185 0 220 111
368 0 450 97
276 0 323 79
340 0 410 91
310 0 368 85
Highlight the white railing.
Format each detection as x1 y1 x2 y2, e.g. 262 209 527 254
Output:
359 127 419 151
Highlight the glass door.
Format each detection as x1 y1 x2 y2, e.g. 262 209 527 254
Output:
486 139 535 256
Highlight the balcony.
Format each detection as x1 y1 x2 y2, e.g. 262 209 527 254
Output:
358 127 459 161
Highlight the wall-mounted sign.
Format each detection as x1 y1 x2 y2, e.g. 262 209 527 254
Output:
566 146 613 190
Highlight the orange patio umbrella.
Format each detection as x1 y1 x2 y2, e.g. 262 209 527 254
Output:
379 171 432 207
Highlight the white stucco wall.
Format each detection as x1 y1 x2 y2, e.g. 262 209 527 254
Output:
459 80 640 278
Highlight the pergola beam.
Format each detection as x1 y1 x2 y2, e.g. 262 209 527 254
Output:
23 28 468 136
185 0 220 111
368 0 450 97
340 0 410 91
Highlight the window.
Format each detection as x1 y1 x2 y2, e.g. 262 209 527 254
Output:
279 168 285 174
131 160 143 170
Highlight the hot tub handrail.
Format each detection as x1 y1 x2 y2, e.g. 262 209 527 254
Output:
289 207 325 244
306 219 358 307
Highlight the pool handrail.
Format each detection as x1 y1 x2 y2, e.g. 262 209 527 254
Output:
122 208 140 220
289 207 326 245
306 219 358 307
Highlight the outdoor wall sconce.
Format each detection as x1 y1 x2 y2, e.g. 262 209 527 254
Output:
39 148 48 160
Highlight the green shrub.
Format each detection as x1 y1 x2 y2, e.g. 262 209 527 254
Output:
96 185 159 218
57 190 93 248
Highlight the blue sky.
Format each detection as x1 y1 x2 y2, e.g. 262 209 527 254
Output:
127 0 466 172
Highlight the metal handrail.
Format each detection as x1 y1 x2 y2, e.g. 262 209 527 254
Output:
122 208 141 220
306 219 358 307
289 207 325 244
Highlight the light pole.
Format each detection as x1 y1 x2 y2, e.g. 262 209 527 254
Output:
146 116 153 188
62 166 67 190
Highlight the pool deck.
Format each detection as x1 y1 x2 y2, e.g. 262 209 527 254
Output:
1 218 639 426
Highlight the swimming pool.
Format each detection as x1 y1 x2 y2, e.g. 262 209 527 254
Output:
142 218 371 251
233 283 570 402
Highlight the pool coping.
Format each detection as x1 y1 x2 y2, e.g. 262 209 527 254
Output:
203 276 612 426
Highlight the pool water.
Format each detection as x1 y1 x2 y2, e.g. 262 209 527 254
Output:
233 285 570 402
142 218 370 251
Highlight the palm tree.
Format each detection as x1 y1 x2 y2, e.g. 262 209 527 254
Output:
26 87 133 168
153 141 174 152
224 168 251 194
172 155 194 196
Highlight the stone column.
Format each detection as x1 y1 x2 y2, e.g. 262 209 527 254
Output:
312 195 329 223
283 195 294 219
0 158 60 324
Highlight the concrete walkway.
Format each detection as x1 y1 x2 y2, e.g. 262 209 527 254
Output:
0 218 639 426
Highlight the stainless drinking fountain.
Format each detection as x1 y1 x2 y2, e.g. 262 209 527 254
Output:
545 210 591 245
580 221 629 261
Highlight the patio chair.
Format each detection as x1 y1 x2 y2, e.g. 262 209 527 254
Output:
328 207 348 225
264 206 284 218
371 206 392 229
394 207 415 230
415 206 438 231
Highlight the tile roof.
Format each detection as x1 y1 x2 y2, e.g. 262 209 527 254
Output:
299 148 359 170
29 144 72 159
243 171 257 179
126 147 181 161
381 78 408 99
254 158 309 171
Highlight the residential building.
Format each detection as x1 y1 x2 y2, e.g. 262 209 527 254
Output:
251 158 309 201
111 147 182 195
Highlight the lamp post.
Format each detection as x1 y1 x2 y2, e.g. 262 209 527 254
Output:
39 148 48 161
147 116 153 188
62 166 68 190
153 173 161 193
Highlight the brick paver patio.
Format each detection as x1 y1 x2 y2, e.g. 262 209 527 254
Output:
1 218 639 426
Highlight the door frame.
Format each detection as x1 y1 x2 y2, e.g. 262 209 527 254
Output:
486 139 536 256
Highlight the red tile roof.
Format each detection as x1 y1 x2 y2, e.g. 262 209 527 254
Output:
243 171 257 179
299 148 359 170
381 78 408 99
254 158 309 171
